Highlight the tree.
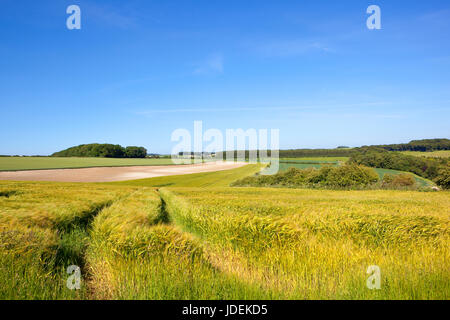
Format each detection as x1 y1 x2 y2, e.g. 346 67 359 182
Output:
125 146 147 158
51 143 147 158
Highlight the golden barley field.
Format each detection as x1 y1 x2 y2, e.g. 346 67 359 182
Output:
1 171 449 299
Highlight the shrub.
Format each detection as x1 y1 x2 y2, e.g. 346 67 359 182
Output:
434 166 450 189
324 164 379 188
381 173 395 185
382 173 416 188
392 174 416 187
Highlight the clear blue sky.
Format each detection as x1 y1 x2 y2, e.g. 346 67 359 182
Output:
1 0 449 155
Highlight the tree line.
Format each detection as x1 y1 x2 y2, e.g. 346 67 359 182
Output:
279 139 450 157
51 143 147 158
369 138 450 152
213 139 450 159
212 149 354 159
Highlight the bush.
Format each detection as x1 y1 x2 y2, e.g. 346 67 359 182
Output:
381 173 395 185
323 164 379 188
382 173 416 188
392 174 416 187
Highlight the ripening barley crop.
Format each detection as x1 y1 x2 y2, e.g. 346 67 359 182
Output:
1 180 448 299
86 188 275 299
160 187 450 299
0 181 137 299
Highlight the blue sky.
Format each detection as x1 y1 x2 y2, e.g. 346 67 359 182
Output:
1 0 449 155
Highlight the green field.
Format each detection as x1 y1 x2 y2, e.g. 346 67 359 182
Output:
401 151 450 158
261 157 344 174
279 162 325 170
278 160 340 171
0 157 176 171
280 157 349 162
1 178 448 299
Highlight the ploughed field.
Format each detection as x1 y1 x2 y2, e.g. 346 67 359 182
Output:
1 175 448 299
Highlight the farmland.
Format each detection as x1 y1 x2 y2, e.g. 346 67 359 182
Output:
1 166 449 299
0 161 247 183
0 156 437 188
280 157 350 162
276 159 341 172
0 181 139 299
401 151 450 158
0 157 176 171
2 0 450 307
160 187 449 299
111 163 264 187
